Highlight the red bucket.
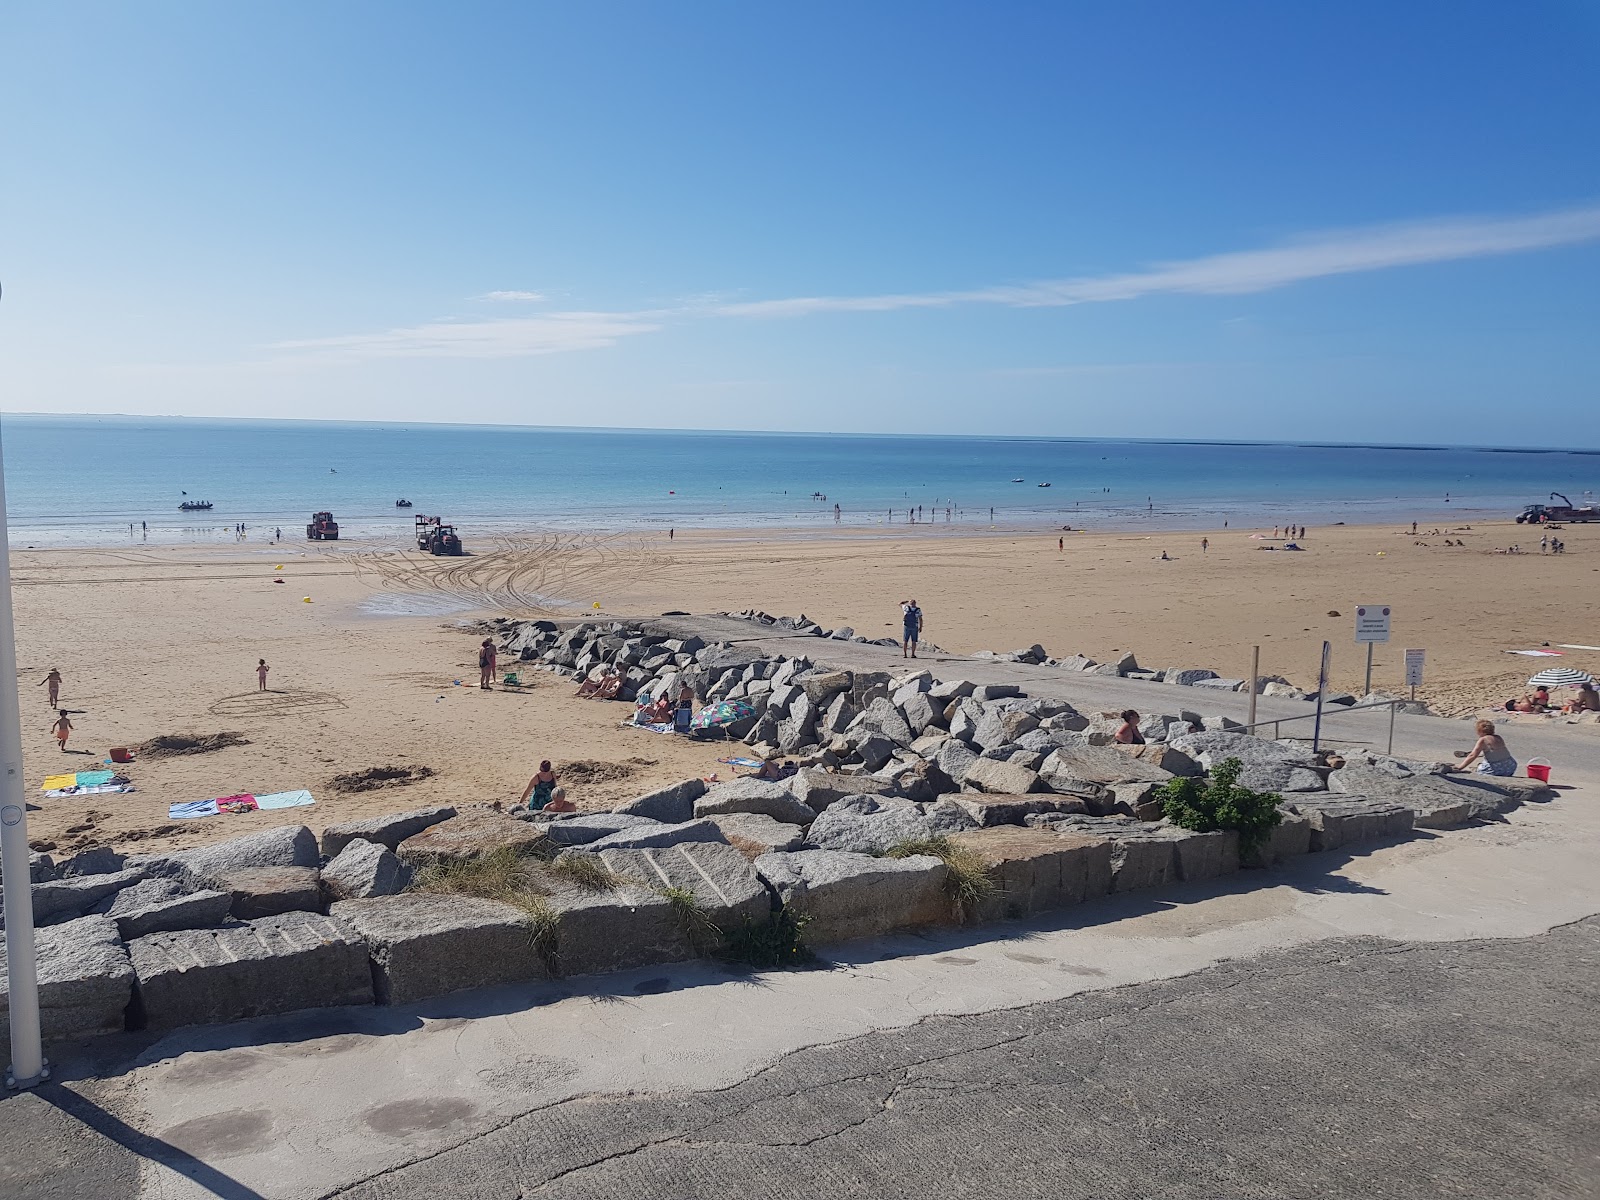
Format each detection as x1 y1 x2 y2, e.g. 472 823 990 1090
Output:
1527 758 1551 783
109 747 134 764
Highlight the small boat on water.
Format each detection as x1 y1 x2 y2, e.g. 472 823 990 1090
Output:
179 501 214 511
1037 482 1051 488
1011 478 1025 483
396 499 413 507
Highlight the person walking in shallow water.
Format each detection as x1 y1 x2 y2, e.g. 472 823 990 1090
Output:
39 668 62 707
257 659 270 691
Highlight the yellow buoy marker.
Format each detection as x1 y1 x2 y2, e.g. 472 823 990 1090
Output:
302 596 313 603
593 601 601 609
275 564 283 570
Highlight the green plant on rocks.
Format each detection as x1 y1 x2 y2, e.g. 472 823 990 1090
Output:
409 845 561 968
1154 757 1284 853
719 909 816 969
658 884 723 953
882 835 996 923
547 853 620 892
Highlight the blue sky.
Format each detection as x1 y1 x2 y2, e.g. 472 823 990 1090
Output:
2 1 1598 444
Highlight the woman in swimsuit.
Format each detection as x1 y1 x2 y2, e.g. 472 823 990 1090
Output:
1113 710 1145 745
1454 719 1517 777
521 760 574 811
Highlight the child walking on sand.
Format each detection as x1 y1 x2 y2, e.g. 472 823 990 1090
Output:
257 659 270 691
39 668 62 707
52 709 74 752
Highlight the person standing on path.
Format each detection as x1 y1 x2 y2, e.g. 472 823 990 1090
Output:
901 599 923 659
479 638 498 689
39 668 62 707
257 659 270 691
51 710 74 752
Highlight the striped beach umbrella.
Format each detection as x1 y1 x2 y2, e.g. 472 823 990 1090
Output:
1527 666 1594 688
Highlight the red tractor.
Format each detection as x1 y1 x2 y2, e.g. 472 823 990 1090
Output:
427 525 463 556
306 511 339 540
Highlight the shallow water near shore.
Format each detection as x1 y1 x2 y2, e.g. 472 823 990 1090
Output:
3 413 1596 547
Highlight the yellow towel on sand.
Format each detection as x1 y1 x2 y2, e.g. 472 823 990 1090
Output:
41 773 77 792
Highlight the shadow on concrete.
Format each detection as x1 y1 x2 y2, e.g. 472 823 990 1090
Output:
38 1083 268 1200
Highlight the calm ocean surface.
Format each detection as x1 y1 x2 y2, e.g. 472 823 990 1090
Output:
1 414 1595 547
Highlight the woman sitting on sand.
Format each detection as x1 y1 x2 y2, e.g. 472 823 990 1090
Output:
1564 684 1600 714
1451 720 1517 777
574 670 606 699
1113 710 1145 745
634 690 673 725
521 761 576 812
595 669 624 701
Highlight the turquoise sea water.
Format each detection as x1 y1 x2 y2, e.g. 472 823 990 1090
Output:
0 414 1595 547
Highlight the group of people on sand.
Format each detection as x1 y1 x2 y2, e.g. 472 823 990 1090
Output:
1504 683 1600 715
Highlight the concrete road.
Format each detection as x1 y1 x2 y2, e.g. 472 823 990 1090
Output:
330 916 1600 1200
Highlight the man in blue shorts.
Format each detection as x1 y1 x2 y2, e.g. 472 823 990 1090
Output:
901 599 923 659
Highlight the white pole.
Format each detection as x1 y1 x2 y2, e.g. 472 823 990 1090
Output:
0 323 48 1089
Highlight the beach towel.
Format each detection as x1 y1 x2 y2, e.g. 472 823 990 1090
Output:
626 721 677 734
216 795 258 814
75 770 116 787
1506 649 1563 657
170 799 220 820
44 783 135 798
255 789 316 810
41 773 77 792
718 756 765 769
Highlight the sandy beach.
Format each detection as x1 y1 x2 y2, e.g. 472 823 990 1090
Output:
11 517 1595 857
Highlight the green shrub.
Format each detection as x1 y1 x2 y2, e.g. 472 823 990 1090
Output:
720 910 816 969
1155 757 1283 853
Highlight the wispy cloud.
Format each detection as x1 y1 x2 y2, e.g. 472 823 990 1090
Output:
272 311 662 360
271 203 1600 361
718 203 1600 318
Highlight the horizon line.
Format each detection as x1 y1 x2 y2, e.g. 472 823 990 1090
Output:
2 410 1597 457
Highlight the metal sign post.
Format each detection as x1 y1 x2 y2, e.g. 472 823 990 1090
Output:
1312 640 1331 754
1354 604 1391 695
1404 648 1425 701
1247 645 1259 731
0 400 47 1089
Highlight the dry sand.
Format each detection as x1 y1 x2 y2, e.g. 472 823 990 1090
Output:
12 518 1596 856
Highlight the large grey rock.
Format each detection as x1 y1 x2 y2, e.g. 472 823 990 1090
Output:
952 792 1088 827
169 825 319 881
0 916 134 1044
540 813 663 846
320 807 457 858
1289 795 1414 851
0 851 55 885
590 842 768 930
935 739 980 783
949 828 1113 919
128 911 373 1030
322 839 413 900
961 757 1044 795
57 847 126 877
214 866 323 920
583 819 728 852
948 702 981 745
1327 764 1535 828
1041 744 1176 788
104 878 231 939
398 810 550 866
787 768 891 814
1242 811 1313 868
798 669 852 705
805 796 932 855
1234 762 1327 793
974 684 1022 701
1167 669 1219 686
703 813 807 856
849 733 896 772
1167 731 1315 771
694 779 816 825
613 778 708 824
540 879 695 977
819 693 856 738
900 692 940 737
860 698 916 748
928 679 976 701
756 850 950 944
331 894 547 1004
26 868 146 922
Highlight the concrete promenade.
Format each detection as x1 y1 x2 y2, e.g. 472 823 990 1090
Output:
4 618 1598 1199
